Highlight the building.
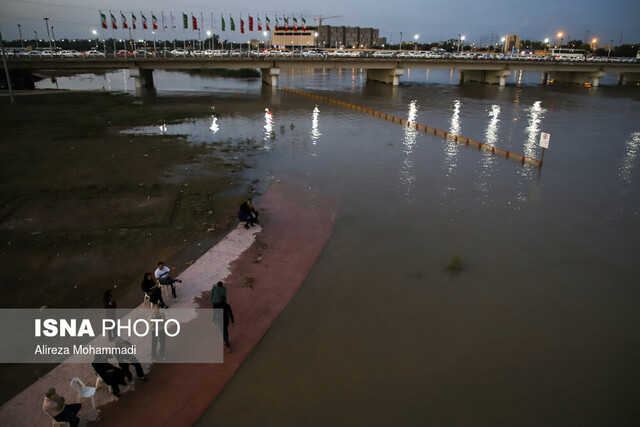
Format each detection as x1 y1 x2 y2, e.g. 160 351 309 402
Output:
270 28 317 48
316 25 381 49
504 34 521 53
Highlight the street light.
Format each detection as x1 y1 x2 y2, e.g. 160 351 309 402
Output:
557 32 563 47
17 24 24 48
399 32 402 51
501 36 506 53
314 31 318 49
459 35 465 52
544 38 549 54
206 30 212 50
51 26 56 49
43 17 52 50
34 31 39 49
414 34 419 50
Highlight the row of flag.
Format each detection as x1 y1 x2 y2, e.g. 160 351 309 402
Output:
99 10 308 33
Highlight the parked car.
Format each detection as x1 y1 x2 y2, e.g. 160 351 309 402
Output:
19 50 41 58
170 49 187 57
85 49 106 58
133 50 154 57
156 50 174 57
116 50 134 57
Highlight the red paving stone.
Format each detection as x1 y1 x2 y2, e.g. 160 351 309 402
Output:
91 178 337 426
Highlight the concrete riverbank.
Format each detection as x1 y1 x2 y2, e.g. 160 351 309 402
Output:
0 176 337 426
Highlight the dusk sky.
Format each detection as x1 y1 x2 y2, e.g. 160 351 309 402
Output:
1 0 638 46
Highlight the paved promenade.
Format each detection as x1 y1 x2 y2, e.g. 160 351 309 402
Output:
0 177 337 426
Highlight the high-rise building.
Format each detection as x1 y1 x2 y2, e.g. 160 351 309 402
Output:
504 35 520 53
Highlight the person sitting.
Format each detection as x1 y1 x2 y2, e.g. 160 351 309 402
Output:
91 354 127 398
154 262 182 303
141 272 168 308
42 386 81 427
238 198 259 229
114 338 147 382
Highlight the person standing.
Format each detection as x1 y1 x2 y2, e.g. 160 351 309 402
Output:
209 281 227 309
220 296 235 353
102 290 117 341
42 386 81 427
154 261 182 303
141 272 169 308
149 304 166 362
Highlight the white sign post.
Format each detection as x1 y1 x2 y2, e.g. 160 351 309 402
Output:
539 132 550 167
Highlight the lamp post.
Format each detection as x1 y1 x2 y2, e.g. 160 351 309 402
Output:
399 31 402 51
92 29 97 49
314 31 318 49
544 38 549 54
459 35 465 52
591 38 597 51
34 31 39 49
557 32 563 48
43 17 52 50
501 36 506 53
50 26 56 49
414 34 419 50
18 24 24 48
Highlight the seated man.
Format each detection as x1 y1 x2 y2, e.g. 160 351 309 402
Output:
43 386 81 427
238 198 259 229
154 261 182 303
141 272 169 308
114 338 147 382
91 354 127 398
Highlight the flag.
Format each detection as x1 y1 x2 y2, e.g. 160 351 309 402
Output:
152 13 158 30
110 11 118 29
284 16 288 31
257 17 262 31
183 13 188 29
275 15 279 31
131 13 137 30
230 15 235 31
192 14 198 30
249 16 254 32
141 13 148 30
266 16 271 31
240 17 245 34
121 11 128 29
302 16 306 31
100 11 107 29
293 17 297 31
221 14 226 31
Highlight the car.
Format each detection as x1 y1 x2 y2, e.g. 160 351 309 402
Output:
203 49 214 57
60 50 76 58
40 50 56 58
230 50 243 57
170 49 187 57
85 50 106 58
133 50 154 57
192 50 204 57
19 50 41 58
156 50 174 57
372 51 395 58
116 50 134 58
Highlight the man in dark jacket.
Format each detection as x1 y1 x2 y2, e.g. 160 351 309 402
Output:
91 354 127 397
219 296 234 352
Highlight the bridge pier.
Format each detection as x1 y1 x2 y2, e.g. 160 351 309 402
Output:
457 69 511 85
617 72 640 86
261 67 280 87
542 72 549 85
129 68 155 95
366 68 403 85
548 71 606 86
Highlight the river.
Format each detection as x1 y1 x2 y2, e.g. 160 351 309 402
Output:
41 67 640 425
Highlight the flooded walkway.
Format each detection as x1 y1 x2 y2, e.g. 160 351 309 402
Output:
0 176 336 426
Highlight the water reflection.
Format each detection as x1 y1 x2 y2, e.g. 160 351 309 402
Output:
401 100 419 201
310 106 321 145
443 100 461 190
209 116 219 134
524 101 545 159
619 131 640 194
475 105 501 196
264 108 274 143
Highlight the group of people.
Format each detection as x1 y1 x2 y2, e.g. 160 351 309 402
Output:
44 198 258 423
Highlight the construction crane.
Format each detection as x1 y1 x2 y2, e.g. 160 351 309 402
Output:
313 15 342 26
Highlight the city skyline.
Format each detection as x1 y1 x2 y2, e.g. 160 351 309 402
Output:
0 0 638 47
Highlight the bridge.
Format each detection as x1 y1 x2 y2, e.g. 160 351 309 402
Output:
5 56 640 93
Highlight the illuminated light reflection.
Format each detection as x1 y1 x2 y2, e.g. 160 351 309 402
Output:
515 101 546 202
476 105 501 196
401 100 419 201
159 123 167 133
310 106 321 144
209 116 219 133
619 131 640 192
263 108 274 142
443 100 461 192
